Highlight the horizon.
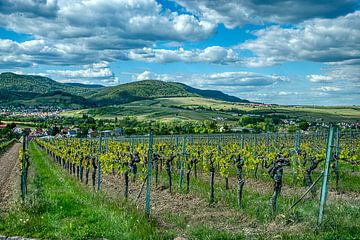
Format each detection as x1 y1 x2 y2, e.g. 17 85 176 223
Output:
0 0 359 106
1 71 360 107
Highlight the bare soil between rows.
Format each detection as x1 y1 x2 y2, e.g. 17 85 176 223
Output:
0 143 21 214
99 173 308 238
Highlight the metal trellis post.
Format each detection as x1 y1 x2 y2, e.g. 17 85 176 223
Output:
317 126 335 225
145 132 154 217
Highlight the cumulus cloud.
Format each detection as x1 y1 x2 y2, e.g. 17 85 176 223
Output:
128 46 239 64
0 0 215 43
0 39 128 68
307 75 333 83
0 0 59 18
318 86 342 92
47 68 113 79
47 62 119 85
174 0 358 27
133 70 286 89
0 0 218 67
240 11 360 66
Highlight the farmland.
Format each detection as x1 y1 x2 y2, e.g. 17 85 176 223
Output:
61 97 360 123
1 129 359 239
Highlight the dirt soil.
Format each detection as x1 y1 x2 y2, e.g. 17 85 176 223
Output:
0 143 21 213
100 173 307 239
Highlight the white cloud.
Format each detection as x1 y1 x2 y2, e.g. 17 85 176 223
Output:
46 62 119 85
0 0 215 45
128 46 239 64
48 67 113 78
318 86 342 92
307 74 333 82
133 70 286 88
240 11 360 66
174 0 357 27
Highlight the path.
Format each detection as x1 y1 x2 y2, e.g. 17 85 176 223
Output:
0 143 21 213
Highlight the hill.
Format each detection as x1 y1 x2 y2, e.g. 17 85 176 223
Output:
0 72 249 107
89 80 249 106
0 72 94 95
64 83 105 89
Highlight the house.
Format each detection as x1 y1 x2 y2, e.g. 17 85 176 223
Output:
13 127 22 134
114 128 123 136
67 129 77 137
230 126 254 133
36 128 44 135
61 128 69 134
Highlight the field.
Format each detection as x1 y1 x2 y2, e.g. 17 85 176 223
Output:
1 130 359 239
61 97 360 122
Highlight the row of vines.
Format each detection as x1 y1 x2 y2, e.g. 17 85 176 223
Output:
35 130 360 215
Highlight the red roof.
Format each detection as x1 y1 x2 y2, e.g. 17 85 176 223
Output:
0 124 7 129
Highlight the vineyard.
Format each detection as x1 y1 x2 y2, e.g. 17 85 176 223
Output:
32 127 360 234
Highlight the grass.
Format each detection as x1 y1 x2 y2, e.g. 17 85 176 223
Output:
1 143 359 239
0 143 171 239
155 165 360 239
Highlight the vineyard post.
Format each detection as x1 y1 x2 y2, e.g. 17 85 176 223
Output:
105 133 109 152
350 128 352 150
175 136 179 169
21 132 26 200
241 134 244 148
97 134 102 192
266 132 269 153
131 137 134 152
66 137 69 170
334 128 340 189
80 137 83 181
217 135 221 172
179 136 187 190
293 131 301 179
254 134 258 178
145 132 154 217
317 125 335 225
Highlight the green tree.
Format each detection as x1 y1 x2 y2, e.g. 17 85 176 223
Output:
299 121 309 131
287 125 297 133
238 115 254 126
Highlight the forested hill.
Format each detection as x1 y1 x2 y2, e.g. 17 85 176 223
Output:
0 72 250 107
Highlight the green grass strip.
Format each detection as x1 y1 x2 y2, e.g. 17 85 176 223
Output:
0 143 170 240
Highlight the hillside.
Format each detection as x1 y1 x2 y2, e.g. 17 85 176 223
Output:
0 72 249 107
89 80 249 106
0 72 95 95
62 97 360 123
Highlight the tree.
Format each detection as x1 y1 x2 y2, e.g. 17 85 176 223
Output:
265 117 276 132
238 115 254 126
299 121 309 131
287 125 297 133
49 126 60 136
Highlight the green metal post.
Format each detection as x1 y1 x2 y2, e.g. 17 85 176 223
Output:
97 135 102 192
179 136 187 190
318 126 335 225
131 137 134 152
21 134 26 200
241 135 244 149
145 132 154 217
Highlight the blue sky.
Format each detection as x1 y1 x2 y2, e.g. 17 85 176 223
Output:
0 0 359 105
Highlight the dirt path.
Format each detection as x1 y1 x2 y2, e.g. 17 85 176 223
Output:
0 143 21 213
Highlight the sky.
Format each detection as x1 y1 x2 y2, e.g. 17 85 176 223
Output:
0 0 359 106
